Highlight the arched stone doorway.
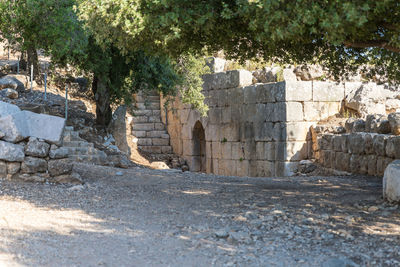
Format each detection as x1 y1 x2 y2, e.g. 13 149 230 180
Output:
192 121 206 172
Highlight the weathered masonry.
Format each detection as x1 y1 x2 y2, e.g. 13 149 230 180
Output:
161 69 358 177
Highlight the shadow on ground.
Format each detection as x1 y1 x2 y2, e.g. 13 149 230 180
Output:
0 164 399 266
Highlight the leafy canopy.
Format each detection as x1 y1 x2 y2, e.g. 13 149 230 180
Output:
78 0 400 82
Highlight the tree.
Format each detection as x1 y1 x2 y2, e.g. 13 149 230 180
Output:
0 0 208 127
78 0 400 83
0 0 87 79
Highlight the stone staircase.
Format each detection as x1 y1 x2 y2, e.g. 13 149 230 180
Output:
131 92 174 160
62 126 107 165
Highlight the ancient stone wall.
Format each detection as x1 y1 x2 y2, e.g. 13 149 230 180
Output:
312 114 400 177
313 131 398 176
162 69 350 177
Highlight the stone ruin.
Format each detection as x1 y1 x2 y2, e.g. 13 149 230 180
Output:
161 70 353 177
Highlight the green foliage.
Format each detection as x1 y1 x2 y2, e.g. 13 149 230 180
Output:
78 0 400 83
174 54 209 116
0 0 87 66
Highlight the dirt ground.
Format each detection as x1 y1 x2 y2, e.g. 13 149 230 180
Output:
0 164 399 267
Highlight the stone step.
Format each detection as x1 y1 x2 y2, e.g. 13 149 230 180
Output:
137 137 170 146
138 145 173 154
135 95 160 102
136 102 160 110
62 141 94 148
132 130 169 139
131 109 161 117
132 115 161 123
63 132 84 142
132 123 166 131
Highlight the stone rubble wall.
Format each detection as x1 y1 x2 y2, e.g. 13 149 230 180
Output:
162 69 355 177
312 131 398 176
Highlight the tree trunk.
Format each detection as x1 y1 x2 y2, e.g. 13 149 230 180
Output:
19 50 27 71
92 74 112 127
27 46 41 83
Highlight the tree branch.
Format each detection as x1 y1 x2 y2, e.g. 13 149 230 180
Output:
344 40 400 53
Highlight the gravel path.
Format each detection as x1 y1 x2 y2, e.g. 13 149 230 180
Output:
0 164 399 266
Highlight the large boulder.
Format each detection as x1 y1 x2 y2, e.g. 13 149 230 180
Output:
0 111 30 143
21 157 48 174
388 112 400 135
365 114 391 134
0 108 66 143
205 57 226 73
0 101 21 118
383 160 400 202
48 159 74 177
0 75 26 92
25 111 65 143
252 66 281 83
25 137 50 157
345 84 400 117
0 140 24 162
0 88 19 99
293 65 324 81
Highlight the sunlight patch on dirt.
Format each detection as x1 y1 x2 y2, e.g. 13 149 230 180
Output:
0 197 110 235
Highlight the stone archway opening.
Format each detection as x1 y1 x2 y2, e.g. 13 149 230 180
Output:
192 121 206 172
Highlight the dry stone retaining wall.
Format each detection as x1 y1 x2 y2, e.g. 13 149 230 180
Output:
312 127 400 177
163 70 355 177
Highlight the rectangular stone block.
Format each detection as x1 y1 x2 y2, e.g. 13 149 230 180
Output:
285 122 315 141
152 138 170 146
132 116 148 123
303 102 320 121
243 141 256 160
349 154 361 173
181 124 192 139
211 141 222 159
204 124 219 142
255 104 274 123
147 131 167 138
132 130 146 138
202 69 253 90
275 141 308 162
231 142 244 160
255 83 276 103
182 139 194 156
221 107 232 124
0 140 25 162
286 102 304 122
313 82 345 101
236 159 249 177
320 150 332 168
332 135 342 152
273 102 304 122
178 109 190 124
367 155 377 176
212 158 219 175
373 134 388 156
0 101 21 118
255 161 275 177
220 142 232 159
334 152 350 172
154 123 165 130
280 81 312 101
244 85 257 104
132 123 154 131
206 141 212 159
255 122 274 142
256 142 275 161
137 138 152 146
208 108 222 124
